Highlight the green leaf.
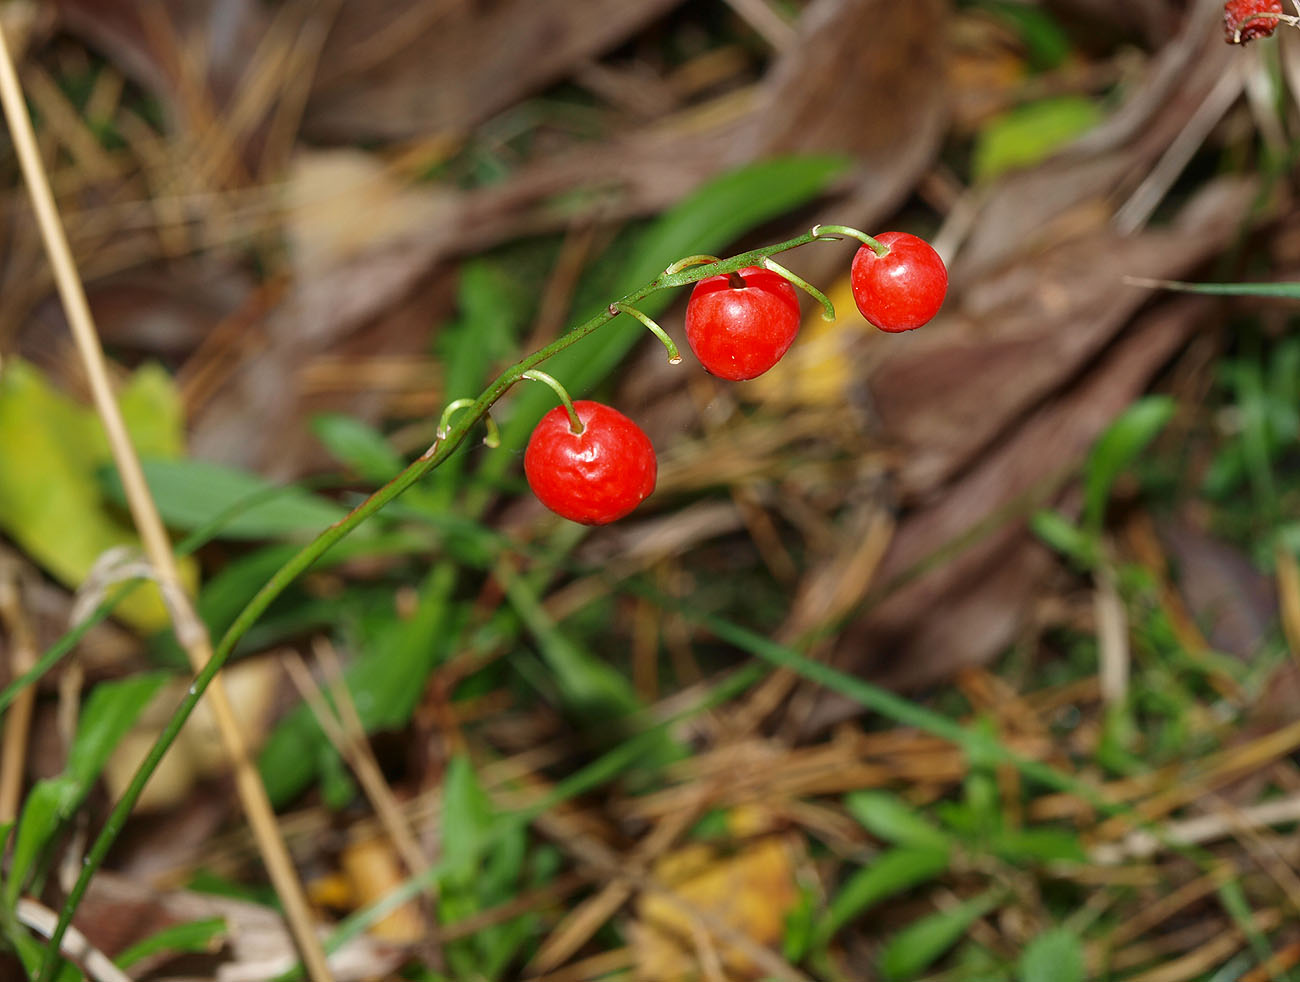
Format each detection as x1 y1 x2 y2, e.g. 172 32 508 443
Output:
1030 509 1097 569
0 359 192 631
973 97 1102 182
1082 395 1175 532
311 413 404 482
13 930 83 982
6 675 165 906
115 917 227 969
989 827 1086 865
66 673 169 790
440 755 493 890
499 566 642 720
782 884 816 963
6 775 80 906
1018 927 1084 982
818 846 950 941
878 891 1000 981
100 457 352 541
844 791 950 849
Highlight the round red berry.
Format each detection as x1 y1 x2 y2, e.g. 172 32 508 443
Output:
849 232 948 334
1224 0 1283 42
524 401 656 525
683 266 801 381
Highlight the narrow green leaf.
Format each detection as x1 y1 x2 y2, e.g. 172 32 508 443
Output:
13 930 83 982
498 565 641 720
115 917 227 969
1018 927 1084 982
818 846 950 940
782 884 816 963
1029 510 1097 569
1083 395 1175 531
989 828 1086 865
878 891 1000 981
844 791 950 849
6 776 80 906
66 673 169 790
440 755 493 890
1125 277 1300 299
310 414 404 482
100 457 352 540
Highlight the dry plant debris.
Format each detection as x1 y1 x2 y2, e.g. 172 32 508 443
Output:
3 1 1300 980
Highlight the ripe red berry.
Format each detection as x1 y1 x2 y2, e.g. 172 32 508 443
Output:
849 232 948 334
524 401 656 525
684 266 801 381
1224 0 1283 42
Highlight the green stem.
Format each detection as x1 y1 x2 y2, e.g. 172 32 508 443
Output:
609 301 681 364
762 257 835 321
37 224 834 981
813 223 887 256
520 369 582 433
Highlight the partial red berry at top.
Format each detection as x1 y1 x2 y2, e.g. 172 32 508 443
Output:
524 401 657 525
849 232 948 334
684 265 801 381
1224 0 1283 42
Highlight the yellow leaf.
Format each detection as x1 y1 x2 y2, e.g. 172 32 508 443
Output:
635 829 798 981
0 359 195 631
751 274 878 409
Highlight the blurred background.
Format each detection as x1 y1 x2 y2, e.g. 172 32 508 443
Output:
3 0 1300 979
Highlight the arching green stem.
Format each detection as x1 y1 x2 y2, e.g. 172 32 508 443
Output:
762 257 835 321
609 301 681 364
38 222 842 980
812 223 887 256
521 370 582 434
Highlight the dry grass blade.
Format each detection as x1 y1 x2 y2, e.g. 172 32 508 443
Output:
1123 908 1282 982
0 560 36 824
0 21 334 982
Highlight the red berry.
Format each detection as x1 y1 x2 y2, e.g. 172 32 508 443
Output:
849 232 948 334
684 266 801 381
1224 0 1283 42
524 401 656 525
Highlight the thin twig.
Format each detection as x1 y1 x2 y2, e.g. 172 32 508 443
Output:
283 645 431 879
0 560 36 824
0 23 334 982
